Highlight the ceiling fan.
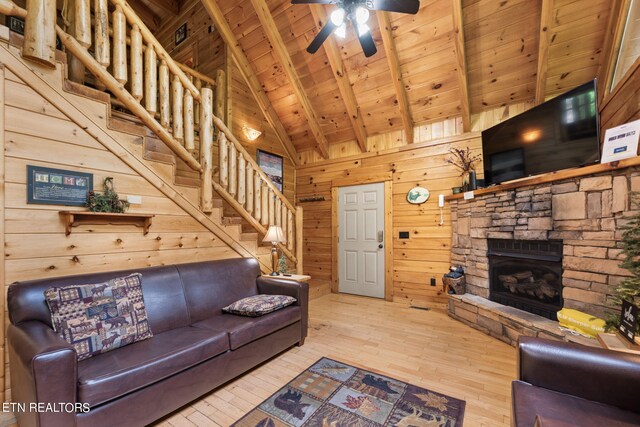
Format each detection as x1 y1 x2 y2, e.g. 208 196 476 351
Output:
291 0 420 57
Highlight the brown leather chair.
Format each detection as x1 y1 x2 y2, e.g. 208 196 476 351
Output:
7 258 308 427
512 336 640 427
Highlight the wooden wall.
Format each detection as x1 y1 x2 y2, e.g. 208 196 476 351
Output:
296 103 533 303
0 67 240 400
600 58 640 132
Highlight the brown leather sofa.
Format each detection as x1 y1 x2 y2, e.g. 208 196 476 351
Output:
7 258 308 427
512 336 640 427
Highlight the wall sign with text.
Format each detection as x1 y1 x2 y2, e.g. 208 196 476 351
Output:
27 166 93 206
619 299 638 344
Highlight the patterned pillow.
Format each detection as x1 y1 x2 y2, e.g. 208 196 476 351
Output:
222 295 296 317
44 273 153 361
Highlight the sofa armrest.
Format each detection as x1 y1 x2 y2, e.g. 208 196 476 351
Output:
8 321 78 426
518 336 640 412
257 277 308 342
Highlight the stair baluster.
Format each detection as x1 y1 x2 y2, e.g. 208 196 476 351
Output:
112 5 127 83
130 25 143 100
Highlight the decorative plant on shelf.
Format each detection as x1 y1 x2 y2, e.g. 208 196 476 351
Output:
605 193 640 333
279 254 288 274
86 177 130 213
446 147 482 191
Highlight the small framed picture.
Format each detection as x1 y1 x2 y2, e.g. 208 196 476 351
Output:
257 150 284 192
601 119 640 163
175 23 188 46
619 299 638 344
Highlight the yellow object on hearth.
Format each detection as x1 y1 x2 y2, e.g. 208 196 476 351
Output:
557 308 606 338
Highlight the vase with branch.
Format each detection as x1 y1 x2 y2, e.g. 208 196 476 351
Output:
446 147 482 191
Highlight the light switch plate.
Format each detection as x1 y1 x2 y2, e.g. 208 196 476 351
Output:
127 195 142 204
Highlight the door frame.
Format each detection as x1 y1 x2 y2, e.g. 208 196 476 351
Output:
331 173 393 301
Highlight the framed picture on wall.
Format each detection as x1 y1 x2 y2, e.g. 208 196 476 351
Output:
175 23 188 46
257 149 283 192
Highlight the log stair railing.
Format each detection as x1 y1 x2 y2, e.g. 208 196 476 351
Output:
0 0 302 267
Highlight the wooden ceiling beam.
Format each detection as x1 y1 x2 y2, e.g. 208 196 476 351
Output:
376 11 414 143
451 0 470 132
128 0 161 32
535 0 554 104
200 0 301 165
147 0 179 16
249 0 330 159
309 5 367 153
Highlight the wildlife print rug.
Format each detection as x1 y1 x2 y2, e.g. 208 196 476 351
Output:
231 357 465 427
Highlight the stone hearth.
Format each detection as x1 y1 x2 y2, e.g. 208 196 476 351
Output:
447 167 640 344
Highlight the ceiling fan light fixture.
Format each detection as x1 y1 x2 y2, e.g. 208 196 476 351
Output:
358 22 370 36
330 8 345 26
355 6 369 24
335 23 347 38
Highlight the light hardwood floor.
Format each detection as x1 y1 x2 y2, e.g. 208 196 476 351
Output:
155 293 517 427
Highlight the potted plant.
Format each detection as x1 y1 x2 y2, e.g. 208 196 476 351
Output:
446 147 482 191
86 177 130 213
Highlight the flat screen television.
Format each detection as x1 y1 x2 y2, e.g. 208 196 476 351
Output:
482 80 600 186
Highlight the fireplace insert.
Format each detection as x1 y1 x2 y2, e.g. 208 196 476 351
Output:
488 239 563 320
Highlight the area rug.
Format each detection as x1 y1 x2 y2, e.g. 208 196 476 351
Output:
232 357 465 427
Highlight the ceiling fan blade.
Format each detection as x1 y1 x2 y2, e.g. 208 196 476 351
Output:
292 0 337 4
355 24 377 57
367 0 420 14
307 21 337 54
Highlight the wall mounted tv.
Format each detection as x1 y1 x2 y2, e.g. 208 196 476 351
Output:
482 80 600 186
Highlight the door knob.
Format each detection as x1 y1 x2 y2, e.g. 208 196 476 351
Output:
378 244 383 249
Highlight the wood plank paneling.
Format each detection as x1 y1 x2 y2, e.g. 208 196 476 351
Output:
0 66 242 399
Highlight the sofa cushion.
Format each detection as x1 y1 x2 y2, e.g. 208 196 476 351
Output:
44 274 153 360
222 295 296 317
176 258 261 323
192 306 301 350
512 381 640 427
77 327 228 407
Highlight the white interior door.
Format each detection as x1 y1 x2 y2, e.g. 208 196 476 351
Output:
338 183 385 298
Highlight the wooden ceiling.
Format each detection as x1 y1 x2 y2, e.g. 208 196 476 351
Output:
143 0 613 158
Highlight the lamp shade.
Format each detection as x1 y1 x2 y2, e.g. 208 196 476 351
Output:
263 225 286 244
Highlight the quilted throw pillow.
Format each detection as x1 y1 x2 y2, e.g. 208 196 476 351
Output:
44 273 153 361
222 295 296 317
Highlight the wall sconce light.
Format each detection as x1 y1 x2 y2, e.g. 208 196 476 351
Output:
242 124 262 141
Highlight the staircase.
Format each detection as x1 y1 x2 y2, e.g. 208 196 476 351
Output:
0 0 302 273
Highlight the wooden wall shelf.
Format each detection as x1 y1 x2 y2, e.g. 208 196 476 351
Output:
60 211 154 235
446 157 640 201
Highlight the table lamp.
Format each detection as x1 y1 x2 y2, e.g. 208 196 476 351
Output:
263 225 286 276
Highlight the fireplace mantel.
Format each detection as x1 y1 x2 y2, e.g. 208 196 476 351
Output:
446 156 640 201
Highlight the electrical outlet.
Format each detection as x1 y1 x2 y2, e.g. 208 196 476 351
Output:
430 277 436 286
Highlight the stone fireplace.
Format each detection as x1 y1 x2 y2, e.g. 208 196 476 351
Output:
447 167 639 345
488 239 563 320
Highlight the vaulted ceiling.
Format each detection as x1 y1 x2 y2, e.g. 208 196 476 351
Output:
144 0 613 157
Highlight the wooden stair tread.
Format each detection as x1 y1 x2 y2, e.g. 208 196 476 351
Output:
222 216 243 225
174 176 201 187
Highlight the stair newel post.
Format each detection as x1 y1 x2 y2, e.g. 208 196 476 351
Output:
287 209 294 251
219 131 229 190
246 164 254 215
261 183 269 227
94 0 110 67
184 91 195 152
172 75 184 142
295 206 303 274
159 60 170 128
229 142 237 197
238 154 246 207
22 0 57 67
268 189 275 226
199 87 214 213
215 69 225 123
144 45 157 113
254 174 262 222
130 24 143 101
112 5 127 84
